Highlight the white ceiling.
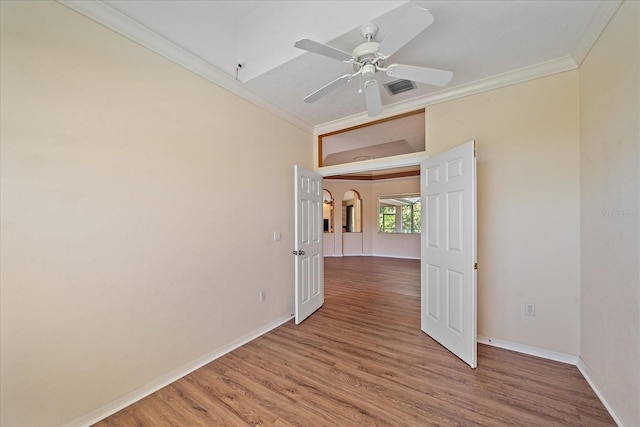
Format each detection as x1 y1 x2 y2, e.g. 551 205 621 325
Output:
61 0 620 133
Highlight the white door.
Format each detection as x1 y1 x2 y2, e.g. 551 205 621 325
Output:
294 165 324 324
421 141 477 368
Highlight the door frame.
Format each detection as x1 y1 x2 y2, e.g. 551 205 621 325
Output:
317 152 429 178
317 150 477 366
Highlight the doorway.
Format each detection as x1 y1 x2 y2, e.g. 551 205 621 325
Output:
314 141 477 368
341 189 363 256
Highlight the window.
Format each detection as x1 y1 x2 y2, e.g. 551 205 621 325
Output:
378 194 421 234
380 206 397 232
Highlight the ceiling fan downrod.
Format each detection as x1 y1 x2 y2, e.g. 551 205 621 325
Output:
360 22 378 42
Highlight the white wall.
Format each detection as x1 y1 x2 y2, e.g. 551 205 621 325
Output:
425 70 581 356
579 1 640 425
324 177 420 259
323 232 336 256
0 2 313 426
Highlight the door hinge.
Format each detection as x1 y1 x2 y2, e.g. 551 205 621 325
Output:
474 262 478 270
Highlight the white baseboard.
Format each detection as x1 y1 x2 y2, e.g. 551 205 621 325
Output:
66 313 294 427
370 253 420 260
477 335 578 365
479 337 623 425
66 320 624 426
577 358 625 427
323 254 420 260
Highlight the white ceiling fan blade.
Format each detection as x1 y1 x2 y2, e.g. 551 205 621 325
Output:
377 7 434 57
294 39 353 62
386 64 453 87
303 74 352 103
364 79 382 117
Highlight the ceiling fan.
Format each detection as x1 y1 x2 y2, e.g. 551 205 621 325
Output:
294 7 453 117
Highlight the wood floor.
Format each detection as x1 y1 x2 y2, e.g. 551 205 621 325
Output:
97 256 614 426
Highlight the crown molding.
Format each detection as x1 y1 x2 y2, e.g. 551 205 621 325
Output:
58 0 618 138
314 55 578 135
571 0 622 66
58 0 314 134
315 0 622 135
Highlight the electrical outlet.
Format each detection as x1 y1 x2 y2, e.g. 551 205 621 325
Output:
273 231 282 241
259 290 266 302
525 304 535 316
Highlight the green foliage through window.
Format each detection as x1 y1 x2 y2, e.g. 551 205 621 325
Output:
380 206 396 233
378 194 421 234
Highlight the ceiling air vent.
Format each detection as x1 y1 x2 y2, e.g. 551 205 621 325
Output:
384 79 416 95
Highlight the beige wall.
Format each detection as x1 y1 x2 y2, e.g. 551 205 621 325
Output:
579 1 640 425
0 2 313 426
3 1 638 426
425 71 581 356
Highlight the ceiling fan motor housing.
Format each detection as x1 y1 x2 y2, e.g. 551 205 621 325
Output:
352 42 385 72
361 63 377 80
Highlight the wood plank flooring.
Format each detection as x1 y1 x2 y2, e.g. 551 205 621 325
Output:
96 256 614 426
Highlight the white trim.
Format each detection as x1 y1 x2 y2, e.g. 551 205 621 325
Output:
58 0 617 135
477 335 578 365
571 0 623 66
314 56 578 135
65 314 294 427
318 152 428 177
479 337 624 424
577 358 625 427
57 0 314 134
324 175 421 184
371 253 420 260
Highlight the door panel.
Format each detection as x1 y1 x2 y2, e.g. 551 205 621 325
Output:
421 141 477 368
294 166 323 324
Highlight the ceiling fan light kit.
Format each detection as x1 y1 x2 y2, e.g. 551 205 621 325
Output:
294 7 453 118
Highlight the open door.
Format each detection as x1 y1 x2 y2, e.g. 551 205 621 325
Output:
294 165 324 324
421 141 477 368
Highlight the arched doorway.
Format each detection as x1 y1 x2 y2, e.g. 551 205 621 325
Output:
342 189 363 255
